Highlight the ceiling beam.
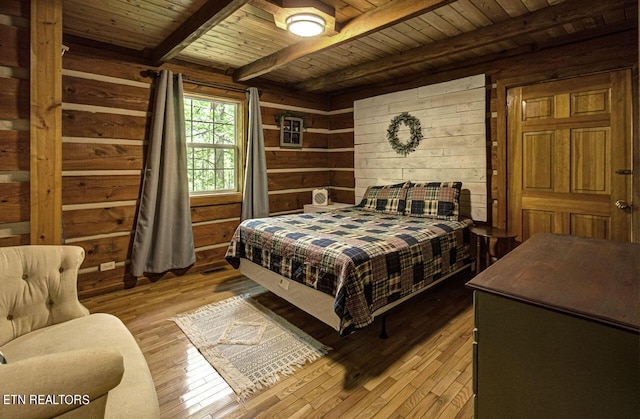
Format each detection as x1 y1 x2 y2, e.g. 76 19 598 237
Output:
295 0 635 92
232 0 456 82
151 0 250 67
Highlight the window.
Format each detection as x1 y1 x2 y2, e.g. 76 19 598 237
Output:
184 95 242 194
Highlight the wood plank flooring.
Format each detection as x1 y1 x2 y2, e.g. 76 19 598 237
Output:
81 266 475 418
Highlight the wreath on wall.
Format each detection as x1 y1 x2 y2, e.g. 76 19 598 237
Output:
386 112 423 156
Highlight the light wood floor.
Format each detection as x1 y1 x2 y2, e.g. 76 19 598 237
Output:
81 266 475 419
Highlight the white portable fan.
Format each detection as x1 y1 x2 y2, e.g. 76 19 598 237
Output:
312 188 329 206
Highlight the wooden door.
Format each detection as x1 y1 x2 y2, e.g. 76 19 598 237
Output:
507 71 632 242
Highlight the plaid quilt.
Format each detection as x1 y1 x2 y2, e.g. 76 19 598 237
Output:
225 208 472 335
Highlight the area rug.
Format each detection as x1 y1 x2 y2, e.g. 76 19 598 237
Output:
171 294 331 400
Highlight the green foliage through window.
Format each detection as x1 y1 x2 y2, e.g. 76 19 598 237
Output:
184 96 241 194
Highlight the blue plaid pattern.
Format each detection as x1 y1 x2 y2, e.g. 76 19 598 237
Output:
405 182 462 221
356 181 410 215
226 208 472 335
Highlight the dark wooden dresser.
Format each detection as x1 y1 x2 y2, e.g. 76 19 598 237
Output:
466 232 639 419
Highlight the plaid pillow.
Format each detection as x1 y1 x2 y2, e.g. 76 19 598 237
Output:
357 181 410 214
405 181 462 220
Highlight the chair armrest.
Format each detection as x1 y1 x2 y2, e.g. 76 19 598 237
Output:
0 348 124 419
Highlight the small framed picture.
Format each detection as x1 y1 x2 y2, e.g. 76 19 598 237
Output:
280 116 303 148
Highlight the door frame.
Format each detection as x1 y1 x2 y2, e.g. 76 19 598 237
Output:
496 68 638 243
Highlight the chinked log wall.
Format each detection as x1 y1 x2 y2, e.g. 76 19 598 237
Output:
260 104 354 213
0 2 29 247
0 1 355 297
61 48 354 297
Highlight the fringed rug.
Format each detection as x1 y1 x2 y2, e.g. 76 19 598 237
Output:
171 294 331 400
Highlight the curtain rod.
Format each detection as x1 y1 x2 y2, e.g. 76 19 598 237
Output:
141 69 256 95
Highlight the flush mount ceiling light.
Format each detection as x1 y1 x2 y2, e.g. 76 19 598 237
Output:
271 0 337 37
286 13 326 37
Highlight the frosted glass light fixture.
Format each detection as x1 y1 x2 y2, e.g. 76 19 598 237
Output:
286 13 325 37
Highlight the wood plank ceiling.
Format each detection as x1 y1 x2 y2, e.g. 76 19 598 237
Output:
62 0 637 94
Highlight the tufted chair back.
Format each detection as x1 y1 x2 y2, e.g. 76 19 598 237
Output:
0 245 90 346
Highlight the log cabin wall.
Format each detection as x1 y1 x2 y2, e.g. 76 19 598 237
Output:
330 28 638 232
57 43 354 297
327 107 355 205
60 46 151 296
0 2 30 247
260 101 354 214
3 5 633 295
0 6 354 298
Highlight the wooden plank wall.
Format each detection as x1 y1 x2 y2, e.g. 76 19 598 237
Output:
331 28 638 230
56 44 353 298
353 75 487 221
0 2 30 247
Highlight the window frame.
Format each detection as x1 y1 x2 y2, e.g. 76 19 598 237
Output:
183 93 244 197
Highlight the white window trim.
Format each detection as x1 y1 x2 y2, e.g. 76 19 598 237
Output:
184 93 244 196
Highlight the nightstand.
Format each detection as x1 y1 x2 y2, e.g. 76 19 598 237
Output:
470 225 517 273
303 202 353 213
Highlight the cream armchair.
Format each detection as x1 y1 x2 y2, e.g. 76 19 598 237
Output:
0 246 159 418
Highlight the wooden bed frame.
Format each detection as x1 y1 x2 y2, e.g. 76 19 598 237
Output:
240 258 473 335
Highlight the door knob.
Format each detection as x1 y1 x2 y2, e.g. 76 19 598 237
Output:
615 200 631 210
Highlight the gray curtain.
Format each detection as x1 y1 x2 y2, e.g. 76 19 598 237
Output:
131 70 195 277
241 87 269 221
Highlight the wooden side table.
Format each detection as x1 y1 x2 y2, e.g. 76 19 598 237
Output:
470 225 517 273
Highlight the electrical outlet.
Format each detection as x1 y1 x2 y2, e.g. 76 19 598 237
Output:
278 278 290 290
99 261 116 272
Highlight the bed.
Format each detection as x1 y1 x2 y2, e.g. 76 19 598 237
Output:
225 181 474 335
